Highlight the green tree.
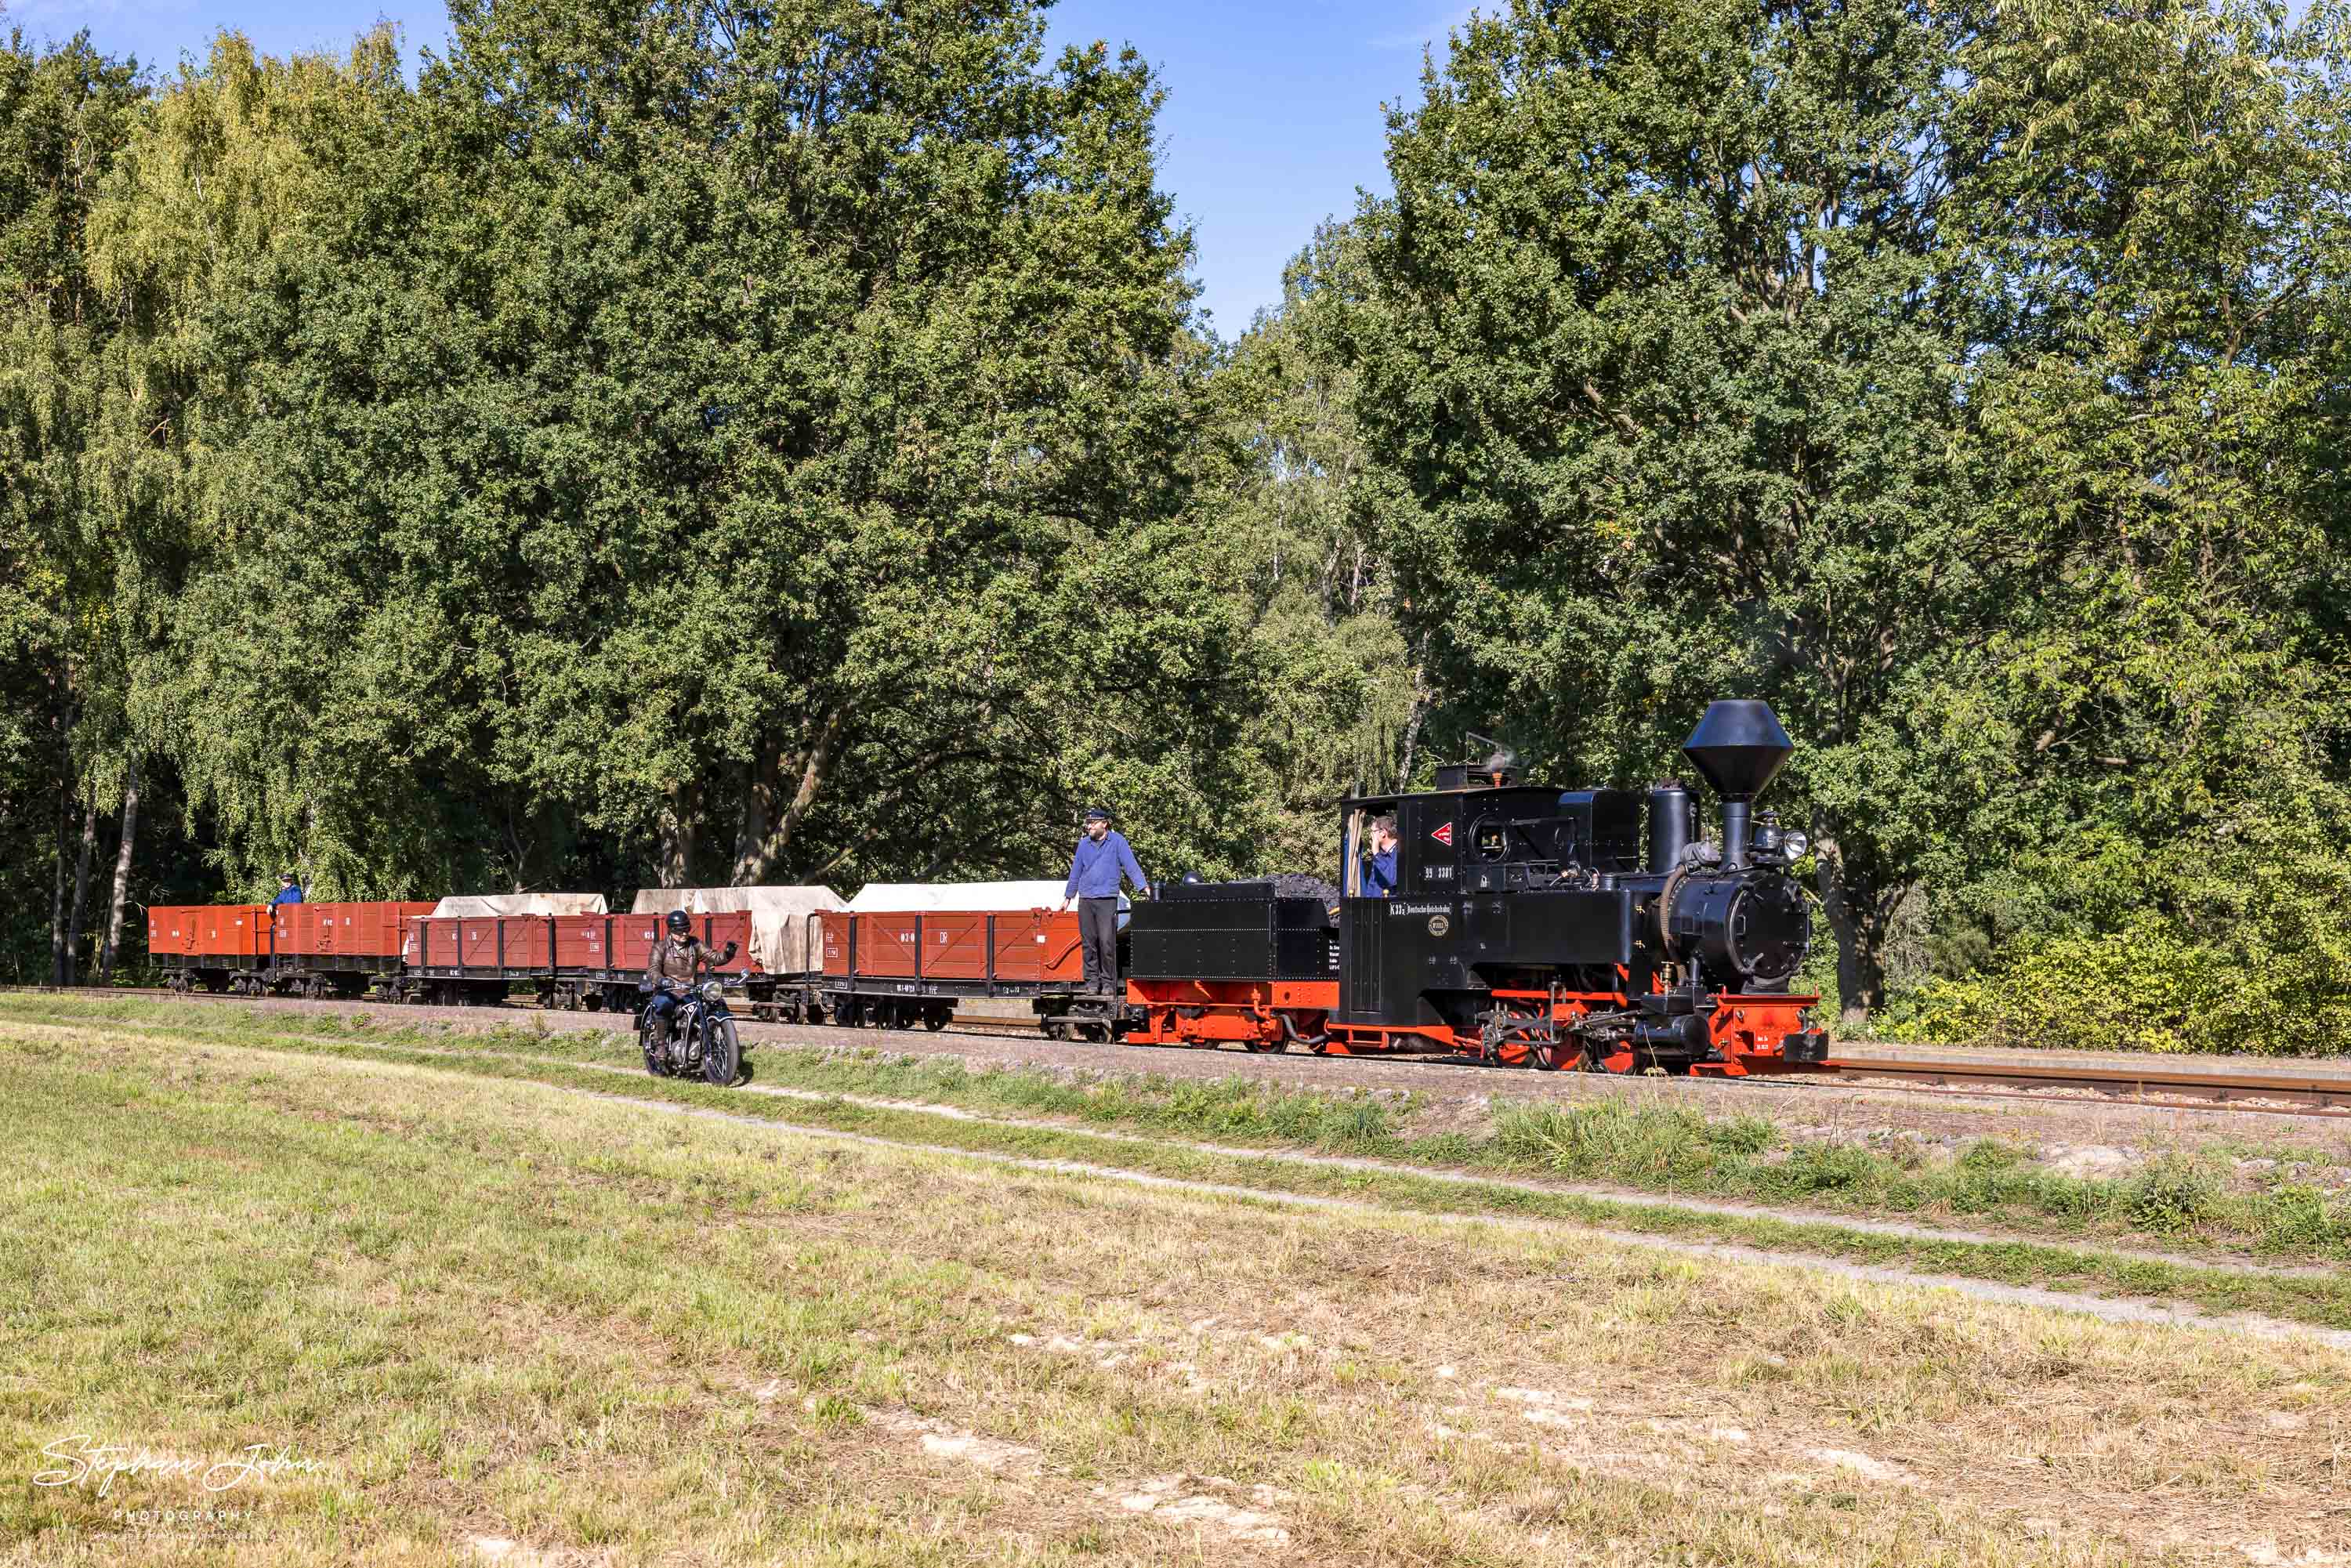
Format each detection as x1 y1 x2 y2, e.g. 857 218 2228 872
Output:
1889 0 2351 1051
1188 222 1418 875
101 2 1269 900
0 27 143 978
1325 0 2012 1023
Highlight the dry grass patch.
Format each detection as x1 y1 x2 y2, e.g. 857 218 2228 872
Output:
0 1026 2346 1565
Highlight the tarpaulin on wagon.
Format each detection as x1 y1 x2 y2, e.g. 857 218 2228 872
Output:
845 880 1070 914
847 880 1133 929
629 886 847 974
429 893 610 917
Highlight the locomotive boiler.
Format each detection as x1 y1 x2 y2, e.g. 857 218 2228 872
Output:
1123 700 1829 1073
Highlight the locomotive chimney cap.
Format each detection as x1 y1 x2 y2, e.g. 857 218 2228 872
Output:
1681 701 1793 801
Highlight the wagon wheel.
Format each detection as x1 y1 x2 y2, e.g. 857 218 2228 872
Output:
924 1009 949 1031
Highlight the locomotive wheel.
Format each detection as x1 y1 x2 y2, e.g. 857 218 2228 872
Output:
1524 1038 1564 1071
702 1019 741 1086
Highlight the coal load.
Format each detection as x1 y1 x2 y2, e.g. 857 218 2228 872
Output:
1270 872 1339 904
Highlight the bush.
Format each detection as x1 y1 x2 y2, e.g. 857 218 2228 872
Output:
2259 1183 2350 1254
2123 1154 2220 1235
1878 914 2351 1056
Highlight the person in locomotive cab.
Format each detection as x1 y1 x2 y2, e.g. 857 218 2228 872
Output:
1060 806 1150 995
1362 817 1399 897
642 909 732 1038
271 873 304 907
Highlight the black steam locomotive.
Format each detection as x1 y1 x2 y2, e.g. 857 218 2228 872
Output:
1125 701 1827 1074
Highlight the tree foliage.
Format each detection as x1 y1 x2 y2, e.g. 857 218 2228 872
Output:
1314 0 2351 1047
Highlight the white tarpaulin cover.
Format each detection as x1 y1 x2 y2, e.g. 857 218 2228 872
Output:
846 880 1068 914
630 886 847 974
429 893 609 917
847 880 1133 929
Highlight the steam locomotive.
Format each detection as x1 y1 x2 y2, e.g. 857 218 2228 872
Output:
1124 700 1828 1074
146 699 1825 1077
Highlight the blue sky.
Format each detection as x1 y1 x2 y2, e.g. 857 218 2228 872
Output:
3 0 1477 336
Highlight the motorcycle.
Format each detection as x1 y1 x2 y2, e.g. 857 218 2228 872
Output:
640 954 748 1087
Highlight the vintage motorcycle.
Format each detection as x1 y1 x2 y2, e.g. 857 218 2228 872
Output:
640 958 748 1087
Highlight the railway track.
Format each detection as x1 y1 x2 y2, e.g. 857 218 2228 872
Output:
11 983 2351 1117
1795 1056 2351 1118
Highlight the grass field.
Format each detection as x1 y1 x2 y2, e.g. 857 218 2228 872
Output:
9 996 2351 1334
2 1005 2349 1564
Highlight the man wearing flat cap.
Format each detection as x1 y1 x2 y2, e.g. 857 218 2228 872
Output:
271 872 305 907
1060 806 1149 996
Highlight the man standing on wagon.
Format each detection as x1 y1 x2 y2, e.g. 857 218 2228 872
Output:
1060 806 1150 996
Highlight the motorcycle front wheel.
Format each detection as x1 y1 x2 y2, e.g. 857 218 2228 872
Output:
702 1016 741 1087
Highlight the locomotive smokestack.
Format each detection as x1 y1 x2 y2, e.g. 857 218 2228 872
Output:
1679 701 1793 871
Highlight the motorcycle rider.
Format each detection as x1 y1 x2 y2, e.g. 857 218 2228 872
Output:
642 910 732 1051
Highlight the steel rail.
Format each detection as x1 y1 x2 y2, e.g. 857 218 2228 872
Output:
1800 1056 2351 1116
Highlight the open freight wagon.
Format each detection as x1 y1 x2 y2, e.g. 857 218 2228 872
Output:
147 901 438 997
812 880 1123 1037
148 904 275 994
400 908 759 1009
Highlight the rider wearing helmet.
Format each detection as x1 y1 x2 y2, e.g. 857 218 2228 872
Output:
643 909 729 1043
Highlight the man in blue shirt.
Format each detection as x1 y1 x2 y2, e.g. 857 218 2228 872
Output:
1060 806 1149 995
1364 817 1399 897
272 873 305 906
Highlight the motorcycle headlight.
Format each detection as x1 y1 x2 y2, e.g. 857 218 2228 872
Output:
700 980 723 1003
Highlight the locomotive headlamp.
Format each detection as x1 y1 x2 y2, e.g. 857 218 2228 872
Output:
1784 831 1810 859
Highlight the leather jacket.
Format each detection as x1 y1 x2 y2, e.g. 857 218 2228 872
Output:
645 935 722 990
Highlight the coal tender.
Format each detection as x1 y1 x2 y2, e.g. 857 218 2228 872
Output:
1123 700 1828 1074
